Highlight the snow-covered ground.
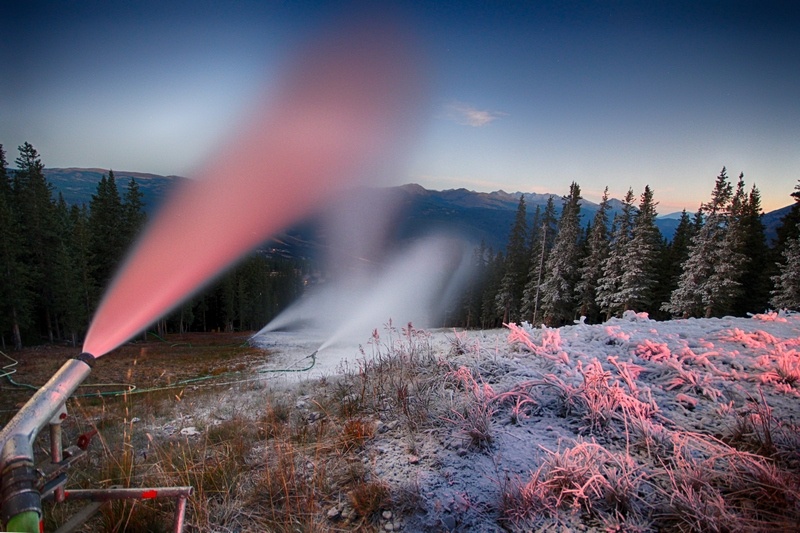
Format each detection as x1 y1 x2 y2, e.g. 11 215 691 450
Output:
246 311 800 531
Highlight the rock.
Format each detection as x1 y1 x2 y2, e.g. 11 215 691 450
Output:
408 455 420 464
382 511 393 520
440 515 457 531
327 506 340 520
384 523 394 531
180 426 200 436
387 420 399 430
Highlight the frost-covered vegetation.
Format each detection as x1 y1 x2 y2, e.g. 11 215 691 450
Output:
40 313 800 531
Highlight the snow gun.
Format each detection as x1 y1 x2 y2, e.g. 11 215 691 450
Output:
0 353 191 532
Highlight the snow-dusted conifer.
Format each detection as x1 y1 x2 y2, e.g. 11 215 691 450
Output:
596 189 636 319
770 223 800 311
654 209 694 317
540 182 582 326
732 181 769 314
480 249 504 328
495 196 529 323
521 196 557 324
618 186 662 313
575 187 610 322
663 167 746 318
775 180 800 256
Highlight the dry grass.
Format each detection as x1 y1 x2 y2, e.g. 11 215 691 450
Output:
11 323 800 531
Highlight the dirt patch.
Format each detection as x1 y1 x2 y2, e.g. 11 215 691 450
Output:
0 332 268 425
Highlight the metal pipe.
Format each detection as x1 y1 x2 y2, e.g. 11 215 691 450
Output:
0 353 94 531
174 493 188 533
64 486 192 501
49 404 68 503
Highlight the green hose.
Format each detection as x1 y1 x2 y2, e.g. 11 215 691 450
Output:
5 510 40 533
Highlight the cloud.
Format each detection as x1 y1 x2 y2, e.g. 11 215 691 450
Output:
445 101 506 127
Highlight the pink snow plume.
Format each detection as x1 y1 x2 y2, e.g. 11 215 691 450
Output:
83 19 424 357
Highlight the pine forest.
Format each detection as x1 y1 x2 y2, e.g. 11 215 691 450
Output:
2 142 799 350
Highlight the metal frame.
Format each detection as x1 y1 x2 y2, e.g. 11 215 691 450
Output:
0 354 193 532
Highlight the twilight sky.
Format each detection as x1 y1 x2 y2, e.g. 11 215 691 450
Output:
2 1 799 213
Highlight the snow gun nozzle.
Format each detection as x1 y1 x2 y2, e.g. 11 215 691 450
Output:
76 352 97 367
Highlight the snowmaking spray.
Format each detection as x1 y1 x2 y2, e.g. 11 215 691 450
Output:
250 183 475 374
0 16 423 531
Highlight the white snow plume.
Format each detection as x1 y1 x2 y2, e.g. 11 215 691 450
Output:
254 187 474 352
256 234 471 346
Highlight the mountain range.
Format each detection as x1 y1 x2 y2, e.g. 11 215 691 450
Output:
43 168 792 257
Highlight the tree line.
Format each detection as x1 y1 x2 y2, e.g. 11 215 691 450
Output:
451 168 800 329
0 143 305 350
3 141 799 349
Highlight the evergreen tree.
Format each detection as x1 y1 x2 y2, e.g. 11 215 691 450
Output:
122 176 147 247
774 179 800 251
69 204 95 329
521 196 558 323
0 145 31 349
596 189 636 319
618 185 663 314
50 195 86 344
664 167 746 318
480 250 504 328
461 241 489 328
89 170 126 292
733 183 769 314
540 182 583 326
528 204 542 252
652 210 694 320
495 196 529 322
13 142 61 342
575 187 610 323
769 180 800 308
770 222 800 311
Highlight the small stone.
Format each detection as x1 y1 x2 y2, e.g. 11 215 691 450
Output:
382 510 393 520
440 515 457 531
387 420 399 430
327 506 340 520
384 523 394 531
180 426 200 436
408 455 419 464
